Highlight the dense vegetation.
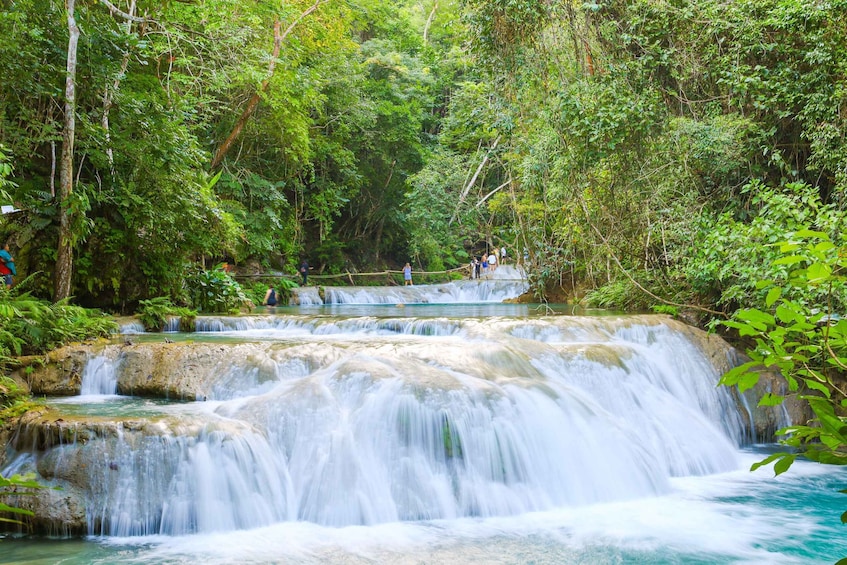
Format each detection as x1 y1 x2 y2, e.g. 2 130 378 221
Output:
0 0 842 315
0 0 845 473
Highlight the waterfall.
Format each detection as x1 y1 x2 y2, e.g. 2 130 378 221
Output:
79 354 120 396
3 314 758 538
290 266 529 305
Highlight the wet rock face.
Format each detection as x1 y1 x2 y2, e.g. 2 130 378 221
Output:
5 485 89 536
14 347 93 396
14 342 263 401
667 318 810 441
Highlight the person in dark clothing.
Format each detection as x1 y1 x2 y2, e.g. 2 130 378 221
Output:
299 260 309 285
263 286 278 307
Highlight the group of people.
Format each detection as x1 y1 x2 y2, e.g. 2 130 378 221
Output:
470 246 507 280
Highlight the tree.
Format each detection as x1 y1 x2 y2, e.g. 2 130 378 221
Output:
54 0 80 301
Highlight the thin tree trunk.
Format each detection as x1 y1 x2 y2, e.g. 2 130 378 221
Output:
55 0 80 301
102 0 137 175
423 1 438 44
211 0 328 170
451 136 499 224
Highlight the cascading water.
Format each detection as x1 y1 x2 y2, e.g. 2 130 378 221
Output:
2 292 846 564
79 354 120 396
291 265 529 305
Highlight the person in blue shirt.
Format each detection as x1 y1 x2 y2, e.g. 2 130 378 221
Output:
0 242 15 288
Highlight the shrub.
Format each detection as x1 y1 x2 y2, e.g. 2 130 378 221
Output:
137 297 197 332
187 265 251 313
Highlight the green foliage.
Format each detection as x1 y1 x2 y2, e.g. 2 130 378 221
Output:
582 278 664 312
720 229 847 472
137 297 197 332
651 304 678 317
684 182 845 310
0 144 16 203
0 472 44 527
188 266 251 314
0 375 38 424
0 284 116 363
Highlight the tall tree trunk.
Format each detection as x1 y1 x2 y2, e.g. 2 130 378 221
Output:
55 0 80 301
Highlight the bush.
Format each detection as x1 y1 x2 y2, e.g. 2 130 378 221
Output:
720 230 847 469
187 265 252 313
0 284 117 364
137 297 197 332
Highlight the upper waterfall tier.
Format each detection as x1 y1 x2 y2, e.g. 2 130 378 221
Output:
291 265 529 305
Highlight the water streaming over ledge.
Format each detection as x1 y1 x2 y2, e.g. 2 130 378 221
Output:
4 283 846 564
292 265 529 305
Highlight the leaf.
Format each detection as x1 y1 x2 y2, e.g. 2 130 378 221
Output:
803 378 832 398
738 371 760 393
758 392 784 406
794 229 828 239
0 502 34 516
750 452 785 472
736 309 775 326
806 262 832 283
720 361 758 386
773 453 797 475
774 303 802 324
765 287 782 307
722 320 760 337
813 241 836 253
772 255 806 266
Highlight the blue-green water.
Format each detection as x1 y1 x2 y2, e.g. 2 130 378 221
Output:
5 296 847 564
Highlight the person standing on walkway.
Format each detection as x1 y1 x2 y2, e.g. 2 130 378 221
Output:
0 242 15 288
299 260 309 285
403 262 413 285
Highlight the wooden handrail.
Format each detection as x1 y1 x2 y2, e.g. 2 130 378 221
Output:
233 265 470 281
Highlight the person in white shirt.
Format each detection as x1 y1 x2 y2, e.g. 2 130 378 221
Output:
488 252 497 271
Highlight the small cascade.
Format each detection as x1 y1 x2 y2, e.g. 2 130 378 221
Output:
290 266 528 305
79 355 120 396
163 317 182 332
292 287 323 305
193 315 464 337
119 320 146 334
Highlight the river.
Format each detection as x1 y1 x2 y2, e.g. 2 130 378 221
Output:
2 269 846 564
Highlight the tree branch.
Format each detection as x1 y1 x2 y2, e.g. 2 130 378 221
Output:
210 0 330 169
423 1 438 44
99 0 148 23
